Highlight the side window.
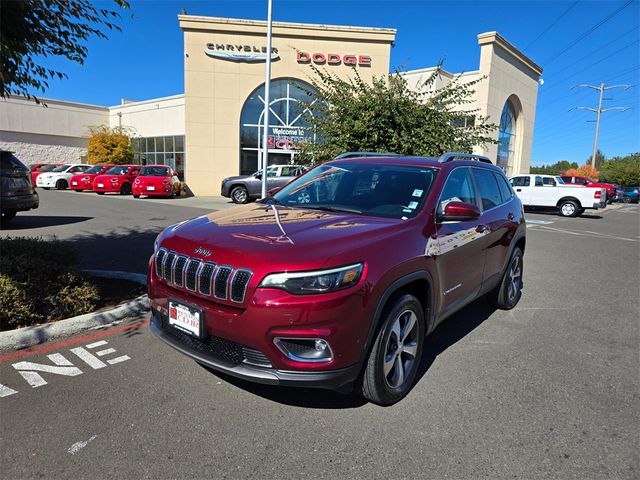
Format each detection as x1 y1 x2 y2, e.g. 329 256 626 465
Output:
559 176 571 184
472 168 503 210
68 167 79 173
438 167 477 216
574 177 587 185
510 176 530 187
542 177 556 186
494 172 513 203
535 176 543 187
131 168 140 175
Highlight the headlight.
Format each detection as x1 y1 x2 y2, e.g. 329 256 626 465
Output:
259 263 364 295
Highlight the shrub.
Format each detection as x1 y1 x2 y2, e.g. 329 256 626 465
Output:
0 237 99 330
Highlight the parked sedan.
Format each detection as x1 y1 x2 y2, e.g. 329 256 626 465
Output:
132 165 179 198
30 163 62 185
1 151 39 223
93 165 141 195
36 164 91 190
70 164 114 192
622 186 639 203
221 165 307 204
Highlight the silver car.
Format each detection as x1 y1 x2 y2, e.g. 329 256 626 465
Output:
221 165 307 204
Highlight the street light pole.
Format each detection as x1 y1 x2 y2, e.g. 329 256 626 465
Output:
260 0 274 199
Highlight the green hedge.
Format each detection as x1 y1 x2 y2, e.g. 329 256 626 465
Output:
0 237 99 330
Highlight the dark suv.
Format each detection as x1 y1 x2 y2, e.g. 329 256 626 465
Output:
0 151 39 223
221 165 307 204
149 153 525 405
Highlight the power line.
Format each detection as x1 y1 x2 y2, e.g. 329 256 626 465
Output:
542 0 634 65
571 83 633 167
524 1 581 51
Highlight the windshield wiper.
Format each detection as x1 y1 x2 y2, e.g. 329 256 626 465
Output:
303 205 363 214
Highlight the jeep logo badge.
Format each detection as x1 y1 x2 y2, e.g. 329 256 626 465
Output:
194 247 212 257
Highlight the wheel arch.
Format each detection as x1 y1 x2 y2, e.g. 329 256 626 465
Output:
556 196 582 208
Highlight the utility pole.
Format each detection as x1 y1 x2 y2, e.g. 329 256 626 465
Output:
572 84 632 168
260 0 274 199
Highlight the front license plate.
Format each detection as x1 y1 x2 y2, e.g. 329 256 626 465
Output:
72 181 77 185
168 300 203 338
97 183 104 188
147 186 155 191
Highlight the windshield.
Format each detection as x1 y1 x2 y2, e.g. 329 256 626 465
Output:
38 165 58 173
86 165 106 174
140 166 170 176
106 166 130 175
271 163 438 219
52 164 71 172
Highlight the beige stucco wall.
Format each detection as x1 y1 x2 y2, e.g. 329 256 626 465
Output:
180 15 396 196
108 95 185 137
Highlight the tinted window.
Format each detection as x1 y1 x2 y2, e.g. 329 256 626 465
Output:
510 176 530 187
280 166 300 177
542 177 556 186
106 166 131 175
494 172 513 203
0 152 27 170
574 177 587 185
52 164 71 172
274 163 438 219
139 166 170 176
472 168 502 210
559 176 572 183
535 176 543 187
85 165 106 174
438 167 477 215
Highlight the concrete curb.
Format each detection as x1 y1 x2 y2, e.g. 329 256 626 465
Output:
0 270 149 353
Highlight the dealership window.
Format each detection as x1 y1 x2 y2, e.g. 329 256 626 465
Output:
131 135 185 180
239 78 318 175
497 101 516 173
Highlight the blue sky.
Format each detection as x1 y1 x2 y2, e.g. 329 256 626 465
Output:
35 0 639 165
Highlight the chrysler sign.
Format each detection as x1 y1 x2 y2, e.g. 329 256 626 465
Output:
205 43 280 62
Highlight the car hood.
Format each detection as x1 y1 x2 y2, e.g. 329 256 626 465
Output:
157 204 410 271
222 175 250 182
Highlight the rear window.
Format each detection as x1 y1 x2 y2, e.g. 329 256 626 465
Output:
140 166 170 176
0 152 27 171
494 172 513 203
472 168 502 210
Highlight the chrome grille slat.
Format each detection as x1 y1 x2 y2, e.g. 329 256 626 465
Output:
214 266 233 300
154 250 251 304
230 269 253 303
198 262 216 296
173 255 188 287
185 259 202 291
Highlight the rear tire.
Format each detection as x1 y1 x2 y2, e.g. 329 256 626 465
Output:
231 186 249 204
75 189 83 192
133 194 140 199
577 208 585 216
42 187 50 190
55 179 68 190
623 196 631 204
96 192 105 195
488 247 523 310
559 200 580 217
1 210 17 223
361 294 424 406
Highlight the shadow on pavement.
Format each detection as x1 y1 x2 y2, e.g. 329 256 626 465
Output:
0 215 93 230
199 299 497 409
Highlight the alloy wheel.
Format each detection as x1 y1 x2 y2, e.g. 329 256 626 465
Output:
507 254 522 302
383 310 419 389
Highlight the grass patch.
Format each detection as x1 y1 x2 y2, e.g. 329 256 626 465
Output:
0 237 100 330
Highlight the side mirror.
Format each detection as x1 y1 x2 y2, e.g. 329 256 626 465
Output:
255 173 262 180
268 187 282 197
442 201 481 221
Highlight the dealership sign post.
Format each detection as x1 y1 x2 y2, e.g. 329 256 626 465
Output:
260 0 274 199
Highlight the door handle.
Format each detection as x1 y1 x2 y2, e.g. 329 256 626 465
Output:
507 212 515 220
516 188 522 192
476 224 489 233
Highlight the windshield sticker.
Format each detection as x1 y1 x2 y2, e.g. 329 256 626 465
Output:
403 208 412 213
412 189 423 197
408 201 418 209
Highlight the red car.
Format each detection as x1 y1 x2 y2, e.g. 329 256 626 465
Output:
30 163 62 185
93 165 141 195
69 164 114 192
559 175 619 203
132 165 180 198
148 152 526 405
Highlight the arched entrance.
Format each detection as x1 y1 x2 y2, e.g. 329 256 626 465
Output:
496 95 522 175
239 78 318 175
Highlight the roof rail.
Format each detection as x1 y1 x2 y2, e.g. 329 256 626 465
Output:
438 152 492 164
334 151 401 160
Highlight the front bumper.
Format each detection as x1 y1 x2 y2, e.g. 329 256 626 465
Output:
36 177 56 187
0 193 39 212
133 184 172 196
150 312 360 389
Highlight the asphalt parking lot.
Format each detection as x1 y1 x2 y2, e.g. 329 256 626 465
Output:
1 190 639 479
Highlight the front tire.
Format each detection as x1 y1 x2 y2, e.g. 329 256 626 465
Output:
488 247 523 310
361 294 424 406
55 179 68 190
231 186 249 204
623 196 632 204
96 192 105 195
1 210 17 223
120 183 132 195
75 189 83 192
133 194 140 199
559 200 580 217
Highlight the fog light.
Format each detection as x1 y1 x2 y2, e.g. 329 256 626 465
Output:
274 338 333 363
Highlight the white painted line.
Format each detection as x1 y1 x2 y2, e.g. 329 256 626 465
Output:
68 435 97 455
70 347 107 370
107 355 130 365
0 383 18 398
13 354 83 388
85 340 108 349
526 219 554 225
95 348 116 357
535 225 638 242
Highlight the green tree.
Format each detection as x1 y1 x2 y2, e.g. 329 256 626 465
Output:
297 66 497 163
87 125 133 165
0 0 129 103
586 149 606 170
530 160 579 174
599 153 640 186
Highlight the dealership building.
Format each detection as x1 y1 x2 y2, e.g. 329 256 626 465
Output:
0 15 542 196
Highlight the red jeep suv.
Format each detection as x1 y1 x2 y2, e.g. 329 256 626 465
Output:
149 153 526 405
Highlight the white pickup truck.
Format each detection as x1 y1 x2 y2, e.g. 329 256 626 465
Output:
509 174 606 217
